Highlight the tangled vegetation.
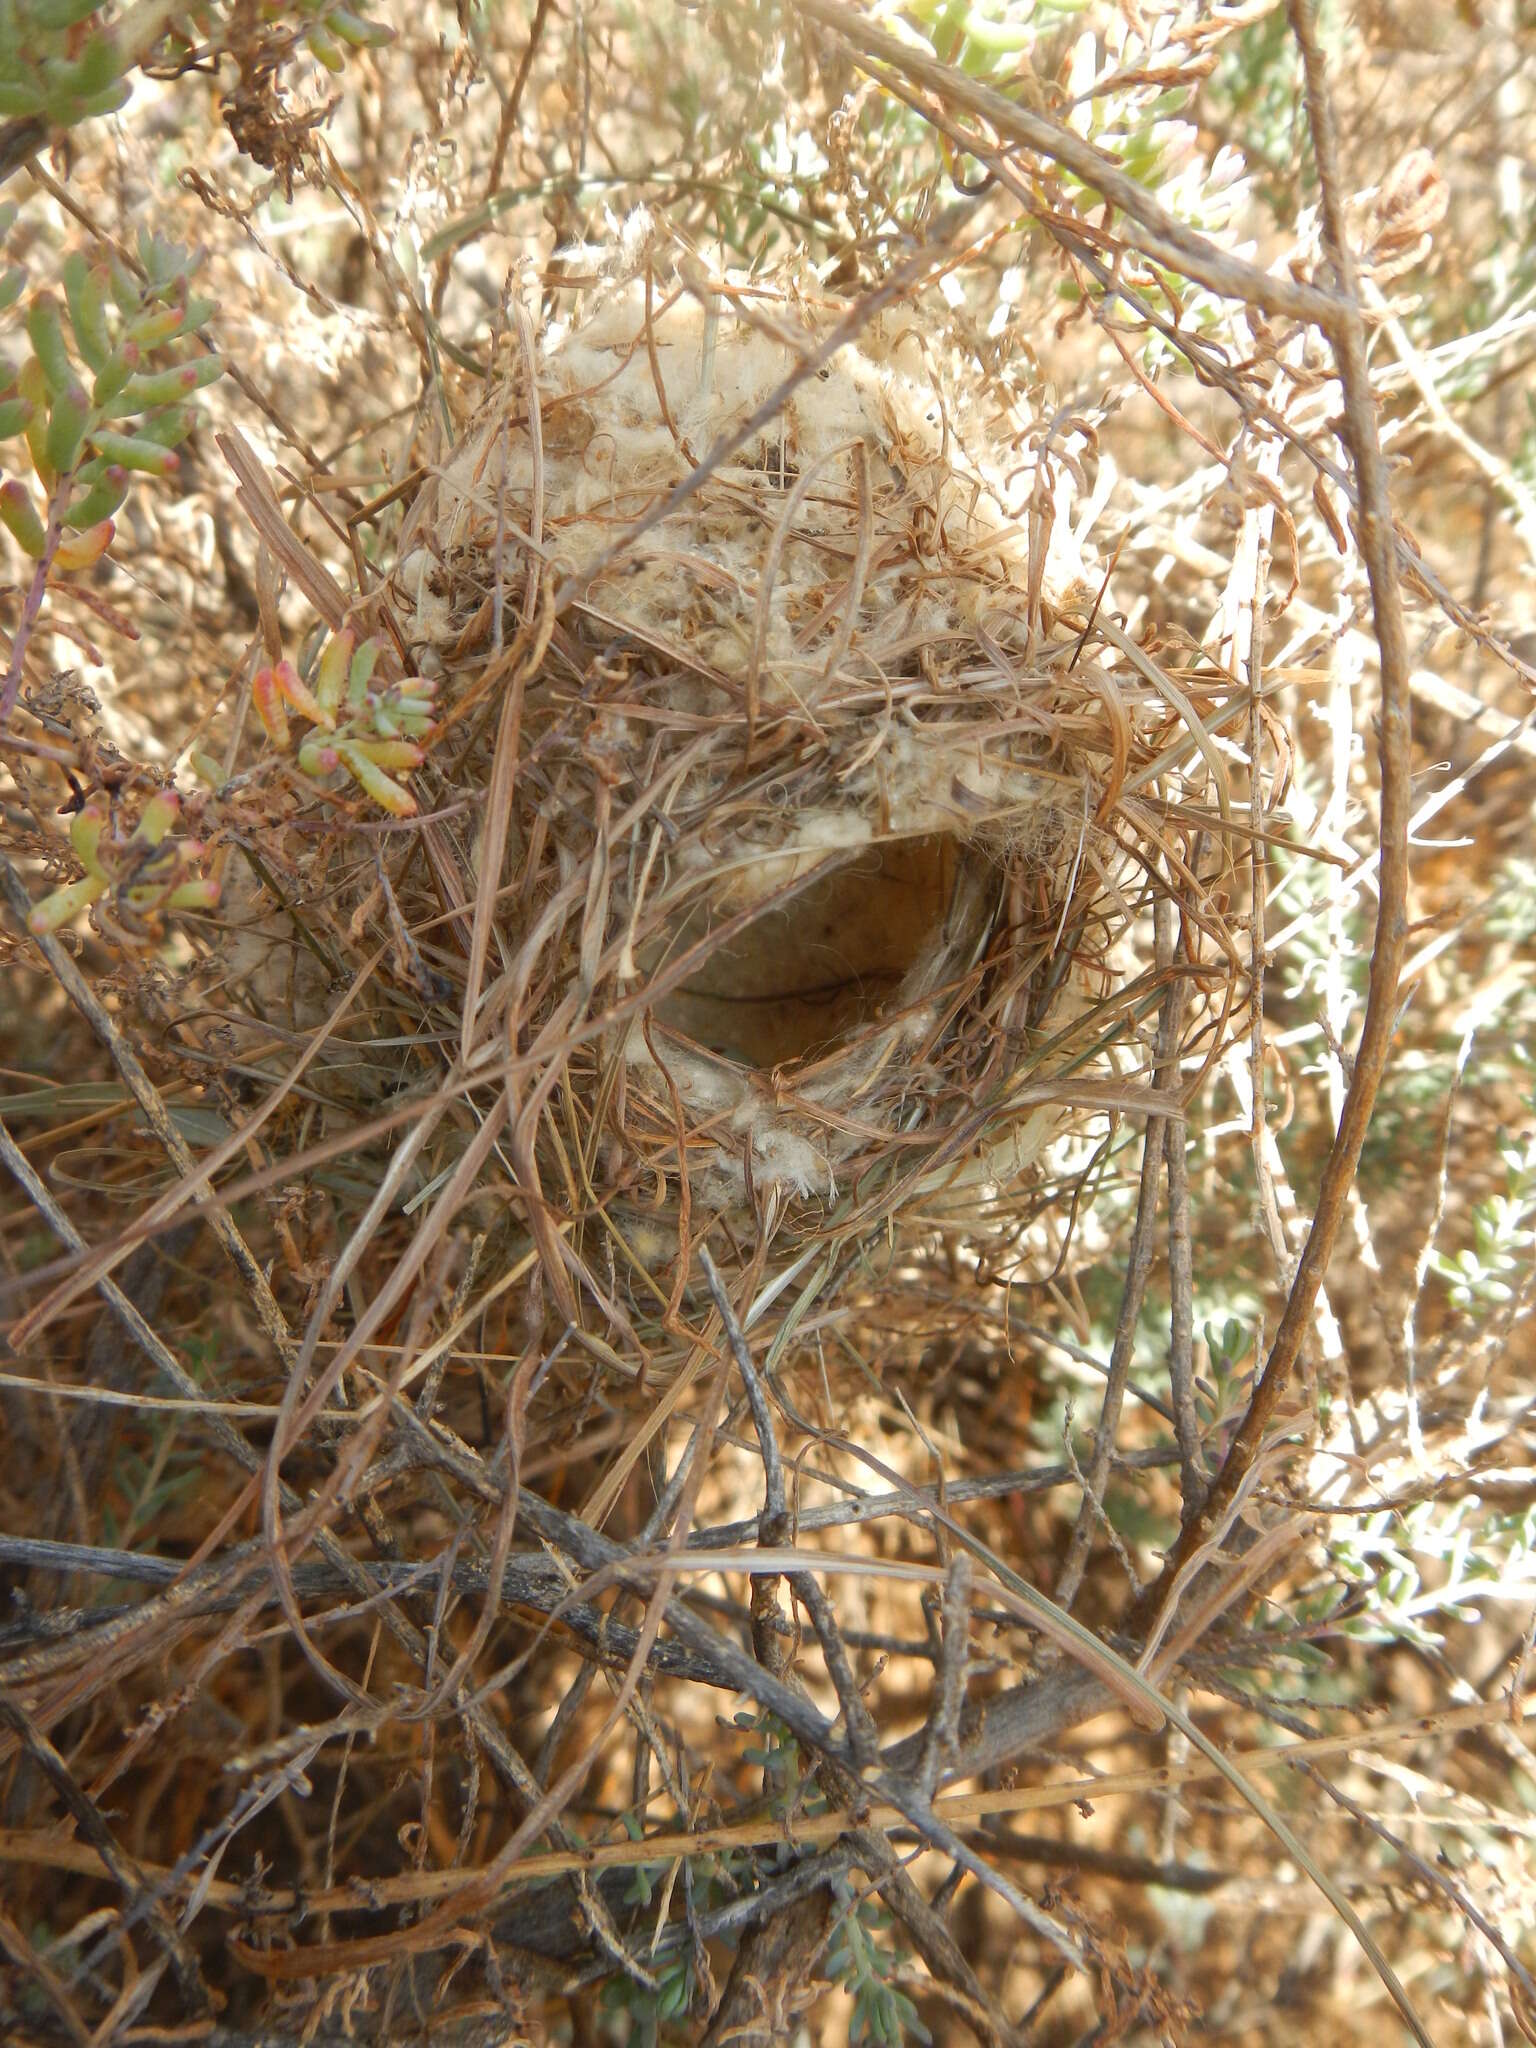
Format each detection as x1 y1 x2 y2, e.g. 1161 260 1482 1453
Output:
1 3 1534 2044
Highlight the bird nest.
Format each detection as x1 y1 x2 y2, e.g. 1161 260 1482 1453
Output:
279 256 1247 1361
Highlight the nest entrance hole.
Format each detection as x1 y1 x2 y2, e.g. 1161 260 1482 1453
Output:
653 833 964 1072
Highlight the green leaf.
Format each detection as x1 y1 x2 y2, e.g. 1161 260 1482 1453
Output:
110 354 221 412
0 477 46 554
43 379 89 475
27 0 105 28
133 404 192 450
107 256 140 314
63 254 113 370
25 294 76 395
91 341 139 410
42 21 123 102
63 467 125 527
327 7 394 47
86 426 178 476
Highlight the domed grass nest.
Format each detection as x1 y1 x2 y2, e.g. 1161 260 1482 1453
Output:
347 257 1241 1350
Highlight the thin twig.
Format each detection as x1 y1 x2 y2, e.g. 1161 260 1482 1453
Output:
486 0 555 197
0 854 298 1369
917 1553 972 1799
1055 897 1183 1609
0 1696 211 2015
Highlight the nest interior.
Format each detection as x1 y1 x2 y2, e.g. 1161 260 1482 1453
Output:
651 829 963 1071
362 263 1219 1292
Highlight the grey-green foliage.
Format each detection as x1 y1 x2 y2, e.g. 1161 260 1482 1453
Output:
826 1890 932 2048
594 1711 932 2044
1430 1062 1536 1312
1332 1491 1536 1652
598 1951 697 2042
1202 3 1306 218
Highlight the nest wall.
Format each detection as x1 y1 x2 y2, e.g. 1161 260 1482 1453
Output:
351 265 1224 1340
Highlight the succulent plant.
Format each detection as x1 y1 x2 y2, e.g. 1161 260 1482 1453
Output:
27 786 220 936
0 0 134 144
253 628 438 817
0 1 397 163
0 211 221 718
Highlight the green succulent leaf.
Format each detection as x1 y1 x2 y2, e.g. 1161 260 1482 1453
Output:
42 378 89 475
25 295 76 395
62 253 113 370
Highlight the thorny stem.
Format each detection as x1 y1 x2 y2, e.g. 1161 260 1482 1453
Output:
933 0 1419 1848
1143 0 1413 1610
